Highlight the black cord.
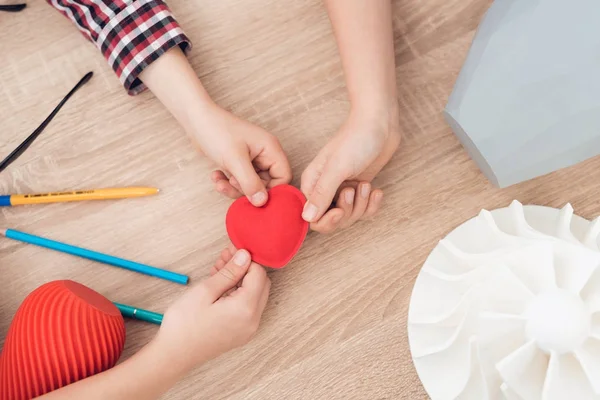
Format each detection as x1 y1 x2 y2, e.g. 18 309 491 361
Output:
0 4 26 12
0 72 94 173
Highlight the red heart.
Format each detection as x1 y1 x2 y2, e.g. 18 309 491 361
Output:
226 185 309 268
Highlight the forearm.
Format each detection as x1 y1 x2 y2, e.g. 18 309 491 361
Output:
138 46 213 134
38 339 190 400
324 0 397 113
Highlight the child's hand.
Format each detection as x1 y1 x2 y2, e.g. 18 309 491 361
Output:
301 104 401 233
306 181 382 234
156 249 270 372
190 103 292 207
138 47 292 207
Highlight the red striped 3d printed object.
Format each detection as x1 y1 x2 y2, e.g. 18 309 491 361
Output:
0 280 126 400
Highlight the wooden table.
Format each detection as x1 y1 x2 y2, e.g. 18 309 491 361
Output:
2 0 599 398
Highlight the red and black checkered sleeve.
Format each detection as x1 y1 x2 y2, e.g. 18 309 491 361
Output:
48 0 191 95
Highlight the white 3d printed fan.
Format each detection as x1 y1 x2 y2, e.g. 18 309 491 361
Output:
408 201 600 400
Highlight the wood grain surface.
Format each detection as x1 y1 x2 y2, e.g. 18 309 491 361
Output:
2 0 600 399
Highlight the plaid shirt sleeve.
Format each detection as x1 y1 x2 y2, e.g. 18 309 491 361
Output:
48 0 191 95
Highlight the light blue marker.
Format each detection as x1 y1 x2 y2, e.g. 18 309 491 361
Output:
1 228 188 285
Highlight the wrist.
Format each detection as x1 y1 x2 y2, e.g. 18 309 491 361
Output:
350 95 400 126
178 89 218 136
162 75 216 136
151 329 213 374
131 337 192 386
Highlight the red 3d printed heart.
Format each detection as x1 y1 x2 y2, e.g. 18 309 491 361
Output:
226 185 309 268
0 280 126 400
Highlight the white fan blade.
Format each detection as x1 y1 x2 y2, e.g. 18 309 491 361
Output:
476 209 525 245
508 200 549 239
583 217 600 251
478 312 527 399
592 314 600 340
468 209 537 253
435 239 482 274
438 239 556 295
409 267 480 323
479 264 534 316
496 340 548 399
496 201 600 294
478 312 526 348
457 338 490 400
413 335 477 400
574 338 600 394
410 293 475 358
552 243 600 294
501 383 523 400
542 352 598 400
491 242 556 295
555 204 582 244
580 268 600 313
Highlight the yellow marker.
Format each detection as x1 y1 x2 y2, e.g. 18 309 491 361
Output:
1 187 159 206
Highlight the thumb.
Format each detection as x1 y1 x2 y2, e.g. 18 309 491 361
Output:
301 160 346 223
202 249 251 301
226 154 268 206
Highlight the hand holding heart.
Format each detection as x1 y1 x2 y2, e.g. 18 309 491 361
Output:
300 107 401 233
196 103 293 207
213 106 399 234
157 249 270 373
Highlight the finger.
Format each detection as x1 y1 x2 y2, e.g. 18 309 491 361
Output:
212 258 226 275
213 247 237 276
221 248 233 263
256 278 271 315
267 173 292 187
211 170 228 183
226 154 268 206
237 262 269 302
202 249 252 302
364 189 383 218
230 174 269 194
229 176 243 193
249 167 281 188
347 182 371 225
255 139 293 187
257 171 278 189
337 187 355 227
213 170 242 198
215 178 243 199
300 154 325 200
257 171 271 182
302 163 346 223
310 208 344 234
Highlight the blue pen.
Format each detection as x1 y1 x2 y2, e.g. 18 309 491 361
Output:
1 228 188 285
114 302 163 325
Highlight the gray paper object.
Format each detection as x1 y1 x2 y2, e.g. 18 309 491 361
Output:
444 0 600 188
